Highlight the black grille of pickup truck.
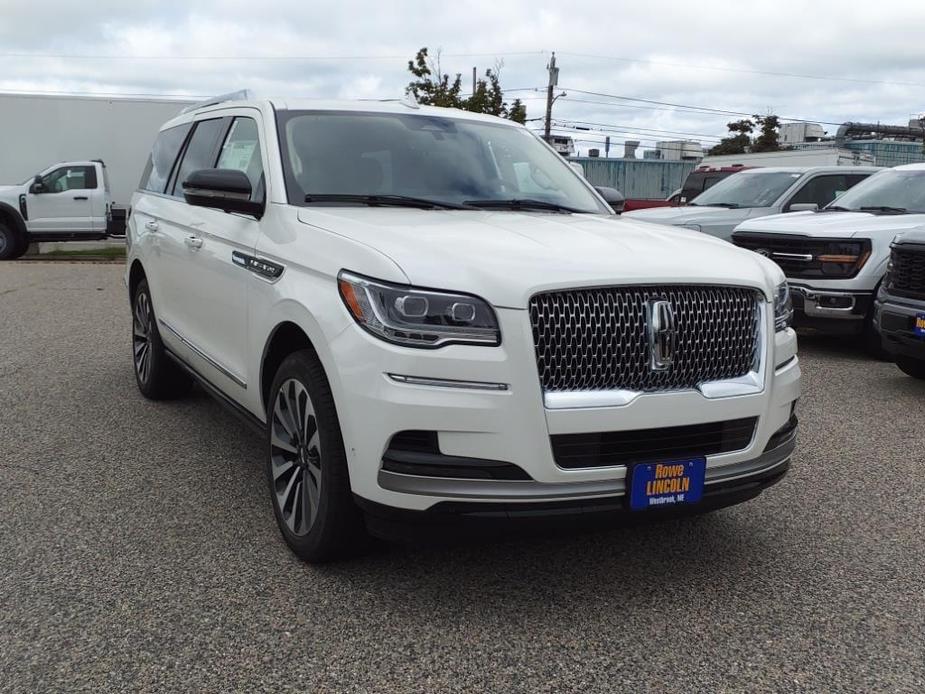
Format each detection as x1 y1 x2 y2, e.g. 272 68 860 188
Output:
890 245 925 299
733 233 831 279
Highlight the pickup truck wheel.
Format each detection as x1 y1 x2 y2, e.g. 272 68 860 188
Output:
266 350 367 562
896 356 925 380
132 279 192 400
0 222 21 261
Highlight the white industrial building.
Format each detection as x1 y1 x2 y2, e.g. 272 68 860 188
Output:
0 92 193 205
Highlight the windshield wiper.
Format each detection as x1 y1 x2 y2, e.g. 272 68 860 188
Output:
704 202 741 209
464 198 585 213
858 205 908 215
303 193 470 210
818 205 853 212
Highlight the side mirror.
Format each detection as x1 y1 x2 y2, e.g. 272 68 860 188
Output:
30 175 45 194
182 169 263 218
595 186 625 214
789 203 818 212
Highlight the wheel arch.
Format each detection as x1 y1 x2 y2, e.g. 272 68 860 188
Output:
260 321 318 416
128 259 147 300
0 202 28 248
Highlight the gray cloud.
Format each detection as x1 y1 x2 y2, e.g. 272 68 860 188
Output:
2 0 924 152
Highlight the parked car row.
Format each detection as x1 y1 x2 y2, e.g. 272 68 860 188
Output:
627 163 925 374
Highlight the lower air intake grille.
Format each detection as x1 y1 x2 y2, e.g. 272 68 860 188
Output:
551 418 758 469
529 285 761 393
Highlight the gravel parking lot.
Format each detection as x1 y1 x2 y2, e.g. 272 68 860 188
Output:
2 262 924 693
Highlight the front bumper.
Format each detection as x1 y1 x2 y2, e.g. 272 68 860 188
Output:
876 294 925 359
790 283 873 334
327 305 801 516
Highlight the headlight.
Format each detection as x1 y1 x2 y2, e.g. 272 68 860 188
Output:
774 281 793 332
337 271 501 348
816 239 871 278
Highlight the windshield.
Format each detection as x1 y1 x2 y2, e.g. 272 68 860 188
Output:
829 169 925 213
276 110 609 214
690 171 802 208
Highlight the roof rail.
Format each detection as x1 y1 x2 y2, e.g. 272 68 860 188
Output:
179 89 254 115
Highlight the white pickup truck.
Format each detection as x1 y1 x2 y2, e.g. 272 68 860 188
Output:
0 159 115 260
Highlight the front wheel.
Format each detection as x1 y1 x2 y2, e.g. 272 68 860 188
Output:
896 355 925 380
0 222 24 260
266 349 367 562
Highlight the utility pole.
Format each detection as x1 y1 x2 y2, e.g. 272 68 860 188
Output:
472 66 477 96
544 52 558 142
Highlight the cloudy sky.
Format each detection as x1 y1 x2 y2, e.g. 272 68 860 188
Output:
2 0 924 154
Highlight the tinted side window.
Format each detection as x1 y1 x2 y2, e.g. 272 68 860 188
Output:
142 124 191 193
787 175 849 210
171 118 226 197
216 117 264 201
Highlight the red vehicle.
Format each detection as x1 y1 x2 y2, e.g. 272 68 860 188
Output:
623 165 752 212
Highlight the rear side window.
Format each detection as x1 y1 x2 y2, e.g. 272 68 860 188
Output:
170 118 226 197
216 117 264 201
141 124 191 193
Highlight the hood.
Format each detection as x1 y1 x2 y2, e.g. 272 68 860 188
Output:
623 205 750 226
734 210 925 239
0 184 21 199
297 208 781 308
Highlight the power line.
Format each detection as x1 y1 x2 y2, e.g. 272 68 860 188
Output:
559 87 847 126
0 50 544 61
554 119 724 141
558 51 925 89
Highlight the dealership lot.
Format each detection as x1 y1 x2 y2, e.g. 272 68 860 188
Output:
2 262 924 693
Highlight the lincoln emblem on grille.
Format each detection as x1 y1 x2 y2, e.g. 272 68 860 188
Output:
646 299 676 371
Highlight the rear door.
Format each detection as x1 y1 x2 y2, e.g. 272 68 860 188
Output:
25 165 98 234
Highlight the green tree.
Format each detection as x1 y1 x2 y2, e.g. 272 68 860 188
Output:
708 119 754 155
405 48 527 124
751 114 782 152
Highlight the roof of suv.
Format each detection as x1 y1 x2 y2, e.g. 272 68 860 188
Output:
161 97 522 132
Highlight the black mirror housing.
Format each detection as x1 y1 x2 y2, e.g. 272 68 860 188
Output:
30 175 45 194
595 186 625 214
182 169 264 219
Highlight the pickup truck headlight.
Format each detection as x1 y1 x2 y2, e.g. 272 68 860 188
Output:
337 271 501 348
774 281 793 332
817 239 871 278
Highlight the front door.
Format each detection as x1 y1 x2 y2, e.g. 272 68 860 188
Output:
160 113 265 398
26 165 98 234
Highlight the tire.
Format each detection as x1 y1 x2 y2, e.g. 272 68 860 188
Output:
131 279 193 400
861 309 891 360
266 349 367 562
896 355 925 380
0 221 22 261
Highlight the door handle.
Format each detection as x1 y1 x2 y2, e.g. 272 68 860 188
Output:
73 195 88 201
144 220 159 232
185 235 203 250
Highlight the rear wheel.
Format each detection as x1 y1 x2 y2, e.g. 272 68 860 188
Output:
896 355 925 380
132 279 192 399
266 349 367 562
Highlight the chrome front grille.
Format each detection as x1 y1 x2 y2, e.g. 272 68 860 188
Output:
529 285 762 393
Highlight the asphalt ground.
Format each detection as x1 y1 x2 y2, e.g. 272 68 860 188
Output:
1 262 924 693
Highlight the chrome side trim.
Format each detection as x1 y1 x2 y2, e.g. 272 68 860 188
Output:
378 437 795 501
387 374 509 391
158 319 247 389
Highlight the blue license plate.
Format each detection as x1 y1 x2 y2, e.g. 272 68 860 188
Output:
629 458 706 511
915 313 925 338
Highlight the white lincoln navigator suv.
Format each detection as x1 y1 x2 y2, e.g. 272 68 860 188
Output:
126 93 801 562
